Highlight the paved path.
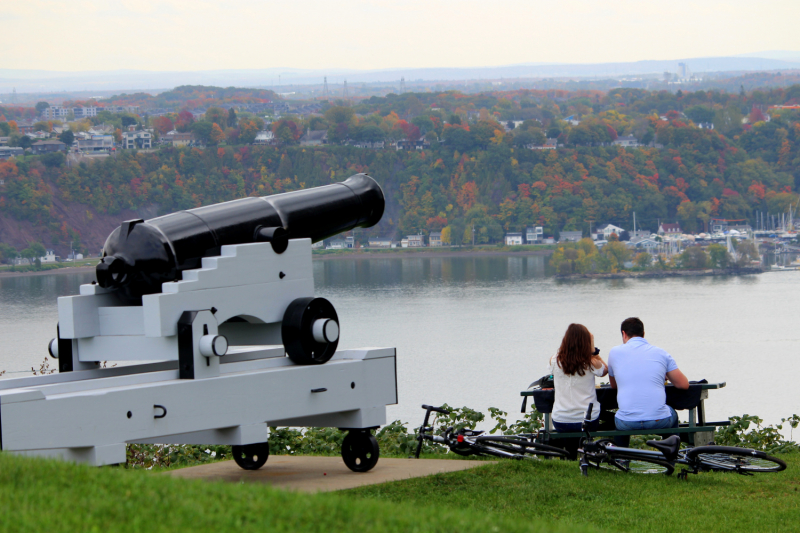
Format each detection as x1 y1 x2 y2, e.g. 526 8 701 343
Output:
167 456 493 493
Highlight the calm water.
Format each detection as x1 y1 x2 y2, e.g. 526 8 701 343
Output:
1 256 798 430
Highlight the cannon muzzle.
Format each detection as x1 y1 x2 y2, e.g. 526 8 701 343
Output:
97 173 384 301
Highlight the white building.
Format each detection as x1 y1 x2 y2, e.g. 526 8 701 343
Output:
254 130 274 144
526 226 544 243
368 237 393 248
41 106 70 120
559 231 583 242
73 107 98 120
41 249 58 263
596 224 625 240
505 233 524 245
407 234 425 247
121 130 152 150
613 136 639 148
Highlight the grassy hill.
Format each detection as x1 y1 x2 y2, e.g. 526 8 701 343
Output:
1 451 797 532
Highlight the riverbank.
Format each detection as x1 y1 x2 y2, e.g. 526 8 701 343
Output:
0 248 555 279
0 263 98 279
556 266 764 280
312 245 555 260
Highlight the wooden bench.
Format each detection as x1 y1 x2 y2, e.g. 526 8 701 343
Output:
520 382 730 446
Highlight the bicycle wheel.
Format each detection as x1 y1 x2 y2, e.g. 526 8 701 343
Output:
601 453 674 475
474 436 570 459
688 446 786 473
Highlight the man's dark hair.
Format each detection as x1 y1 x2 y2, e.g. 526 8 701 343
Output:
621 317 644 338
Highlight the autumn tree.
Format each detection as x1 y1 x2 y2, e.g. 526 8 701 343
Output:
440 226 452 245
205 107 228 129
152 116 174 135
209 123 226 145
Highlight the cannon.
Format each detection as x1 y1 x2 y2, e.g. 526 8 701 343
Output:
0 174 397 471
97 173 384 302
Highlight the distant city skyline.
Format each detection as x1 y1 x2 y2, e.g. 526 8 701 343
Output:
3 0 800 72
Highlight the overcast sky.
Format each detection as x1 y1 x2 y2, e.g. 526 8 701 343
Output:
3 0 800 72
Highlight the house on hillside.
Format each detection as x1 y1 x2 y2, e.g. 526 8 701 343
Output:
299 129 328 146
529 138 558 150
161 132 195 147
350 139 385 149
0 147 24 160
559 231 583 242
505 233 524 245
254 130 274 145
121 130 152 150
368 237 393 248
612 136 640 148
16 121 35 135
394 138 430 150
526 226 544 243
658 223 681 235
74 133 114 153
407 234 425 247
31 140 67 154
595 224 625 240
41 250 58 263
326 238 348 250
429 231 443 247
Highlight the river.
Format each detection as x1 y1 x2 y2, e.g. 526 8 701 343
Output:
1 255 798 431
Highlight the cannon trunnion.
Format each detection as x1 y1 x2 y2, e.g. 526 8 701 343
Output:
0 175 397 472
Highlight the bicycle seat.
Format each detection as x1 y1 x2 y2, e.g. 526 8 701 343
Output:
646 435 681 461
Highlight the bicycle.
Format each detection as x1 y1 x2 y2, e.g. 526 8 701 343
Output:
577 404 787 478
414 404 570 461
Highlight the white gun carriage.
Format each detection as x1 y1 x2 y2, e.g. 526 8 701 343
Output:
0 174 397 472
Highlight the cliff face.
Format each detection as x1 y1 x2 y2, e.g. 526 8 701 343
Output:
0 195 144 257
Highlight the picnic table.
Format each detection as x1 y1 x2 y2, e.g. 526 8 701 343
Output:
520 381 730 446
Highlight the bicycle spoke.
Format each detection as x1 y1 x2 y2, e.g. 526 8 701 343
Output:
696 453 785 472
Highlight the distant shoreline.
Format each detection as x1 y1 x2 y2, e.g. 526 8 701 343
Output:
0 249 554 280
311 248 554 260
555 267 764 280
0 265 97 279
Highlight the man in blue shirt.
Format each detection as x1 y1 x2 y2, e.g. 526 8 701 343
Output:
608 317 689 447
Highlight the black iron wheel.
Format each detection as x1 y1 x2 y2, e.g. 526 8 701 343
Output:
282 297 340 365
341 431 380 472
232 442 270 470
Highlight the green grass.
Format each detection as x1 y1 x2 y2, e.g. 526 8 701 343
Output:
3 451 796 532
0 453 588 533
350 453 800 533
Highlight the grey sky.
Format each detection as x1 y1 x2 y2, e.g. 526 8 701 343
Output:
4 0 800 72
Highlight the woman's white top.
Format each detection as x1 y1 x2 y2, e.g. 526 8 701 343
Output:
547 355 604 423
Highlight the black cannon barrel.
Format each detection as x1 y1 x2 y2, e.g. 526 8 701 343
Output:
96 173 384 301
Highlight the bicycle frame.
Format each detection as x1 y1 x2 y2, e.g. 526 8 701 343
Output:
578 403 785 478
415 404 568 461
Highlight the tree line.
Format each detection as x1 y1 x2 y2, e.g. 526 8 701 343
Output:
0 85 799 251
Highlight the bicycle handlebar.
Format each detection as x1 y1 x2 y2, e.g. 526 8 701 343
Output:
421 404 451 415
415 405 451 459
